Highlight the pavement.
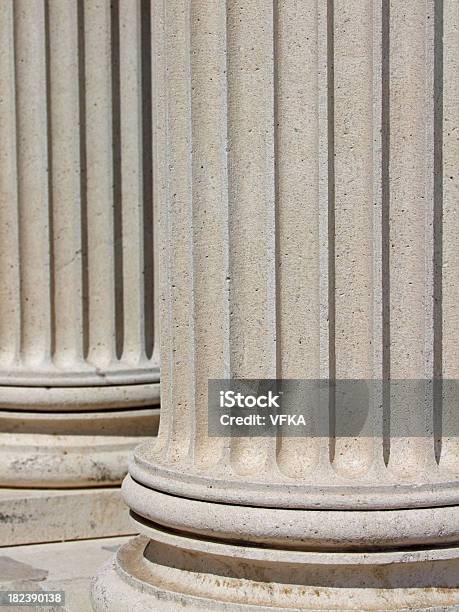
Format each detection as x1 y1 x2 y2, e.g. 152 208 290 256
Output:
0 536 131 612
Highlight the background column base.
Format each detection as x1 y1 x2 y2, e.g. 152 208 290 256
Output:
0 408 159 488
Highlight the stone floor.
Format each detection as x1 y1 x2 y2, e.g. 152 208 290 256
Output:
0 536 131 612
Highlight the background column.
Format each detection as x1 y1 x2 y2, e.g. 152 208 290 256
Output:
0 0 159 543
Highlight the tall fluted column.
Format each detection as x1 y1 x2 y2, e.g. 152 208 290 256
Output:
0 0 159 542
92 0 459 609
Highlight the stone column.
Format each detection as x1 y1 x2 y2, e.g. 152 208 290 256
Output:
92 0 459 609
0 0 159 543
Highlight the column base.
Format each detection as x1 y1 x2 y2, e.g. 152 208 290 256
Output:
0 409 159 487
0 487 135 545
91 529 459 611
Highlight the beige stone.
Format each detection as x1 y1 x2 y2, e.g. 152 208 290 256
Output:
93 534 459 611
0 0 160 551
0 0 159 502
92 0 459 609
0 409 158 488
0 489 134 546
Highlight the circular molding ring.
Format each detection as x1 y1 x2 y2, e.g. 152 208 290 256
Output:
123 474 459 551
0 383 160 411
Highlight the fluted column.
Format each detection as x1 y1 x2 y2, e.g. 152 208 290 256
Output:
0 0 159 490
92 0 459 609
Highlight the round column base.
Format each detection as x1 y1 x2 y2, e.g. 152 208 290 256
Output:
91 529 459 611
0 408 159 487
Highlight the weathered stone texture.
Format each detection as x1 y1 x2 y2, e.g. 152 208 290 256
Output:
0 488 134 546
